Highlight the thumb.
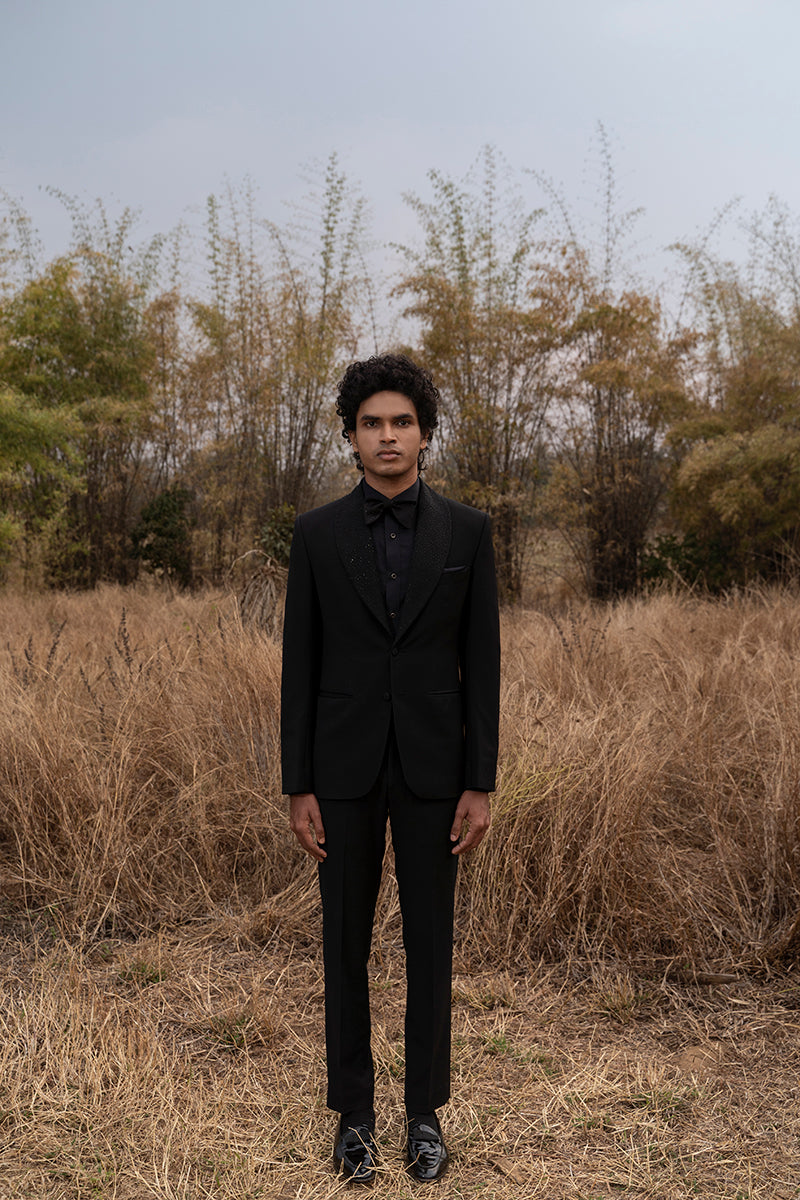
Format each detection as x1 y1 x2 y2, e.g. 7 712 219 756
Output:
312 807 326 845
450 804 466 842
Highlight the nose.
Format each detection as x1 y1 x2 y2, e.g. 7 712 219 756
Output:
380 423 397 442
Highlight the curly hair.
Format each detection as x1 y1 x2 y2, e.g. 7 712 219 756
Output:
335 354 440 473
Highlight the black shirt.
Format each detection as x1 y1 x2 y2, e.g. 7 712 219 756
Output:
362 477 419 622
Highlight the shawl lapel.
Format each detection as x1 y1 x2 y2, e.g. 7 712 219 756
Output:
396 481 451 641
334 485 391 635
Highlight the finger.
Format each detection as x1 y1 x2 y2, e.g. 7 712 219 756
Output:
452 829 474 855
451 817 489 856
449 806 468 843
310 808 326 846
299 826 327 861
306 838 327 862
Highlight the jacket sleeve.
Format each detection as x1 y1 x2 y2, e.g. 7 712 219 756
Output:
460 514 501 792
280 516 321 795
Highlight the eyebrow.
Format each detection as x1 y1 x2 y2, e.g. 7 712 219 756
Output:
358 410 416 422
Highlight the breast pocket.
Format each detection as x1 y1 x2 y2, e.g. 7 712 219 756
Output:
439 564 469 590
434 564 470 614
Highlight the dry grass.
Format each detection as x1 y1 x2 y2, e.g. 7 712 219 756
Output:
3 583 800 969
2 929 800 1198
0 586 298 941
2 582 800 1195
467 589 800 974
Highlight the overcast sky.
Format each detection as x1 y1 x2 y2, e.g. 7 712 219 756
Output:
2 0 798 303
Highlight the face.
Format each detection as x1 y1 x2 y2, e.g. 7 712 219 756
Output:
348 390 428 496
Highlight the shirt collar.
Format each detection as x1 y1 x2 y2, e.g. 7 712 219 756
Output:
361 477 420 505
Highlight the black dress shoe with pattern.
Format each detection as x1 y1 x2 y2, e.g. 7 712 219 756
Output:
406 1116 449 1182
333 1118 378 1185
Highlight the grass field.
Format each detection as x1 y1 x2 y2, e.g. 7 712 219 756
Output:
2 584 800 1197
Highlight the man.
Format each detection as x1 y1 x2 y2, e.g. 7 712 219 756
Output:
281 354 500 1184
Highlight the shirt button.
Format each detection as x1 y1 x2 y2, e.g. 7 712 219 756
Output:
391 647 398 657
389 612 397 619
383 691 391 701
390 532 397 539
390 572 397 579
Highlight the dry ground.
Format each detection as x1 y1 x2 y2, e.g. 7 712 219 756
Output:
2 912 800 1199
3 583 800 1197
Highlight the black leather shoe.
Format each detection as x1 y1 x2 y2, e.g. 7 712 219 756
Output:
406 1117 449 1182
334 1119 378 1184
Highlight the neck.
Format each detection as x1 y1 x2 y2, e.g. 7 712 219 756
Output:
362 469 419 499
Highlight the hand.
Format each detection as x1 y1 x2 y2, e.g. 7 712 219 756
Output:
289 792 327 861
450 789 491 855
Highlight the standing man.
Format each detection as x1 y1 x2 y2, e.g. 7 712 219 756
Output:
281 354 500 1184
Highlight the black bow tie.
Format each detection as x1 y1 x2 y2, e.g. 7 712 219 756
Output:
363 495 416 528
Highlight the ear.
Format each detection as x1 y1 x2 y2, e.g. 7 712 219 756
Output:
347 429 358 448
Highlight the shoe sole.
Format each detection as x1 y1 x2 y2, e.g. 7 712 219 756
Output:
406 1164 448 1183
334 1161 376 1187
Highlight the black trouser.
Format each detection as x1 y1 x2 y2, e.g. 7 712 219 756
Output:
317 733 459 1115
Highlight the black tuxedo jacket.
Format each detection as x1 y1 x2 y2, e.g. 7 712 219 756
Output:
280 480 500 800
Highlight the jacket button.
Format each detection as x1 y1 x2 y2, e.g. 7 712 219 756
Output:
383 691 391 701
391 648 398 657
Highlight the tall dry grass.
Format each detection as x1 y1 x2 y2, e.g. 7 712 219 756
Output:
2 583 800 970
0 586 298 942
468 589 800 972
